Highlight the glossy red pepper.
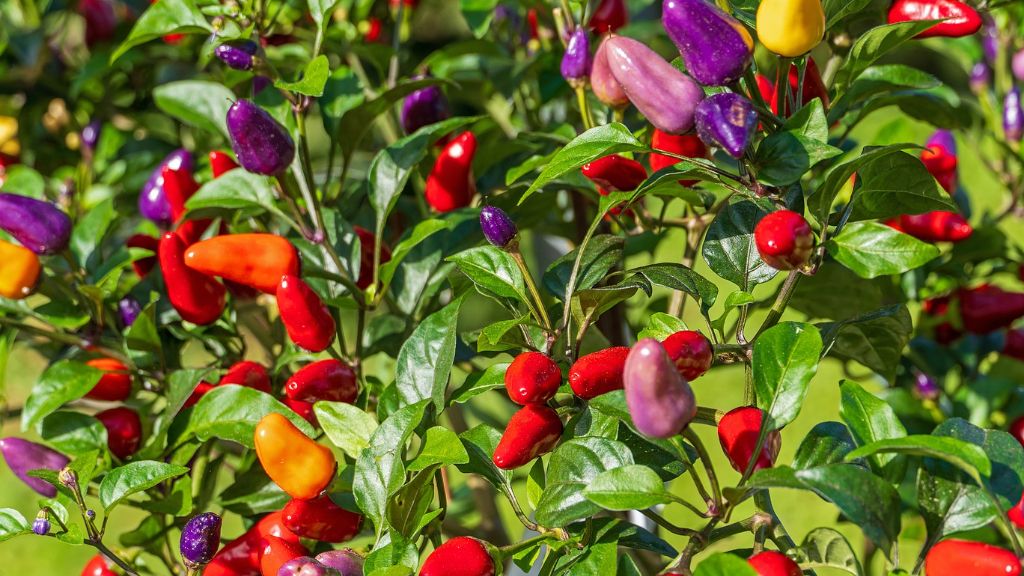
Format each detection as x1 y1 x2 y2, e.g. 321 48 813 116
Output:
96 407 143 460
1005 329 1024 362
581 154 648 192
354 226 392 291
718 406 781 472
649 130 707 187
184 234 300 294
923 539 1021 576
588 0 628 33
205 511 300 576
84 358 132 401
421 537 495 576
748 550 801 576
363 17 384 43
161 164 211 246
569 346 630 399
661 330 713 381
493 404 562 470
283 398 318 426
765 58 830 116
284 359 358 404
127 233 159 277
258 535 308 576
958 285 1024 334
277 275 336 353
886 212 972 243
888 0 982 39
209 150 240 178
183 381 216 409
221 361 273 393
425 131 477 212
754 210 815 271
504 352 562 405
254 412 336 499
81 554 117 576
1009 493 1024 529
920 145 957 194
158 232 226 325
282 494 363 542
1010 416 1024 448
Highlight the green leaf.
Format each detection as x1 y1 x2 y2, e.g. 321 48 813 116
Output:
818 305 913 382
807 144 918 226
790 527 863 576
828 65 941 124
461 0 499 37
823 0 872 28
839 380 907 482
637 313 689 341
112 0 213 62
22 361 103 430
307 0 341 27
408 426 469 470
694 553 759 576
99 461 189 511
123 302 162 369
544 235 624 301
827 222 940 278
71 198 116 266
753 322 823 429
793 421 857 470
702 199 778 289
274 55 330 97
39 411 107 455
711 290 755 334
630 263 719 315
386 465 439 537
395 296 464 410
457 425 511 493
521 123 646 203
754 101 843 186
851 152 958 220
832 20 942 91
448 246 527 301
315 401 379 459
846 436 991 482
583 465 673 511
185 170 287 220
153 81 235 138
0 509 30 542
450 362 509 403
535 438 634 527
377 218 451 292
180 385 316 448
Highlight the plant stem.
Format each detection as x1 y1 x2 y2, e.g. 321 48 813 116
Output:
754 270 801 339
87 539 139 576
511 248 552 330
682 427 722 511
641 509 699 537
575 86 595 130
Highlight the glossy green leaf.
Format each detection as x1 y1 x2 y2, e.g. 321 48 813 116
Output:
0 509 30 542
544 235 624 301
790 527 863 575
753 322 823 429
395 296 464 410
275 55 330 97
39 411 107 455
846 435 990 481
22 361 103 430
179 385 316 448
702 199 778 289
408 426 469 470
793 421 858 470
185 170 287 220
153 80 235 138
583 465 673 511
630 263 719 314
819 305 913 382
315 401 379 459
535 437 634 527
832 21 942 91
694 553 759 576
448 246 527 301
99 461 189 511
851 152 958 220
112 0 212 61
827 222 940 278
839 380 907 482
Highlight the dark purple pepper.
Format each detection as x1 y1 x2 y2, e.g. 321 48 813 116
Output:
969 62 990 93
480 205 517 248
1005 87 1023 142
118 297 142 327
662 0 753 86
981 19 998 64
560 28 593 85
179 512 222 568
226 99 296 175
81 120 101 154
215 40 258 71
694 92 758 158
926 129 956 155
315 550 363 575
138 149 192 225
0 193 73 255
913 372 940 400
400 78 451 135
253 75 272 95
0 438 70 497
32 514 50 536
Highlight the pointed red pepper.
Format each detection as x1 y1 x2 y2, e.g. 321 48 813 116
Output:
353 226 392 290
282 494 363 542
209 150 240 178
504 352 562 405
718 406 781 472
748 550 801 576
277 275 336 353
205 511 300 576
158 232 226 325
127 233 159 277
284 359 358 403
765 58 830 117
84 358 132 401
582 155 648 192
885 211 972 243
1008 493 1024 529
920 131 957 194
220 361 273 393
568 346 630 399
161 164 211 245
923 539 1021 576
96 407 143 460
184 381 216 409
588 0 628 33
184 234 300 294
81 554 117 576
258 535 309 576
492 404 563 470
425 131 477 212
888 0 982 38
649 129 707 187
958 285 1024 334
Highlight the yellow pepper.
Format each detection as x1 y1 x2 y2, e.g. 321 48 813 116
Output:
0 239 40 299
254 412 336 499
0 117 19 157
756 0 825 57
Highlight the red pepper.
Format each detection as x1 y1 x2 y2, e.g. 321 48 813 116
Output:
718 406 781 473
1005 329 1024 362
920 146 957 194
84 358 132 401
205 511 300 576
1010 416 1024 448
527 9 540 41
504 352 562 405
284 359 358 404
748 550 801 576
283 398 318 426
81 554 117 576
184 234 300 294
1009 493 1024 529
425 131 477 212
581 154 647 192
363 17 384 43
649 130 707 187
127 233 159 277
96 407 143 460
765 58 830 116
923 539 1021 576
754 210 814 271
958 285 1024 334
209 150 240 178
661 330 713 381
569 346 630 399
184 381 216 409
922 295 952 317
885 211 972 243
492 404 563 469
282 494 363 542
277 275 336 353
933 322 962 345
588 0 628 33
353 226 392 290
421 537 495 576
221 361 273 393
887 0 982 38
161 164 211 245
158 232 226 325
258 535 309 576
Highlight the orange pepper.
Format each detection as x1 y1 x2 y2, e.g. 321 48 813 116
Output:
254 413 335 499
184 234 299 294
0 239 40 299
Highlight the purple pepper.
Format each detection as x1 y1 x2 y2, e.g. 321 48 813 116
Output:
1005 87 1023 142
604 35 705 134
1013 50 1024 82
81 120 101 154
400 77 451 135
214 40 258 71
926 129 956 156
694 92 757 158
623 339 697 438
662 0 753 87
279 558 340 576
479 205 517 248
969 62 990 93
179 512 222 568
913 372 940 400
118 297 142 327
315 550 363 576
591 37 629 109
0 438 70 497
981 19 998 65
0 193 73 255
560 28 593 85
138 149 192 225
253 75 272 95
226 99 296 175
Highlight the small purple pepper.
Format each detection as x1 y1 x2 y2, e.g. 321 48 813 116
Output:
0 193 73 255
623 339 697 438
400 77 451 135
226 99 296 175
913 372 940 400
926 129 957 156
981 19 999 65
969 62 990 93
278 558 340 576
591 37 629 109
662 0 753 86
604 35 705 134
253 75 272 95
0 438 70 497
560 28 593 86
81 120 102 154
118 297 142 327
33 512 50 536
694 92 758 158
1013 50 1024 83
179 512 222 569
315 550 363 575
214 40 259 71
139 149 192 225
1004 87 1023 142
480 205 517 248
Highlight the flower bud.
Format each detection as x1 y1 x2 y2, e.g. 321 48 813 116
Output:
662 0 753 86
0 193 72 254
401 78 451 135
1013 50 1024 83
33 512 50 536
604 36 705 134
315 550 364 575
58 466 78 492
215 40 258 71
623 339 697 438
591 37 629 109
226 99 296 175
479 206 517 248
1004 87 1023 142
694 93 757 158
118 297 142 327
0 438 70 497
139 149 192 225
81 120 101 154
913 371 940 400
969 62 990 93
180 512 222 568
560 28 593 85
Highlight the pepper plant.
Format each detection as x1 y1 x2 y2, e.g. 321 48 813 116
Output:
0 0 1023 574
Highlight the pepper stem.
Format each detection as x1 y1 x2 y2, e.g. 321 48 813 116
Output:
574 86 595 130
510 247 553 331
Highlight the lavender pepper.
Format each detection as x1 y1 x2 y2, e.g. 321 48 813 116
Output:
214 40 259 71
0 438 70 497
694 92 758 158
623 339 697 438
315 550 363 575
139 149 192 225
0 193 73 255
179 512 222 569
479 205 517 249
560 28 593 86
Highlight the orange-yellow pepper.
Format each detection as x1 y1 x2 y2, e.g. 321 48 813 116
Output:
184 234 299 294
0 239 40 299
254 413 336 499
756 0 825 57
